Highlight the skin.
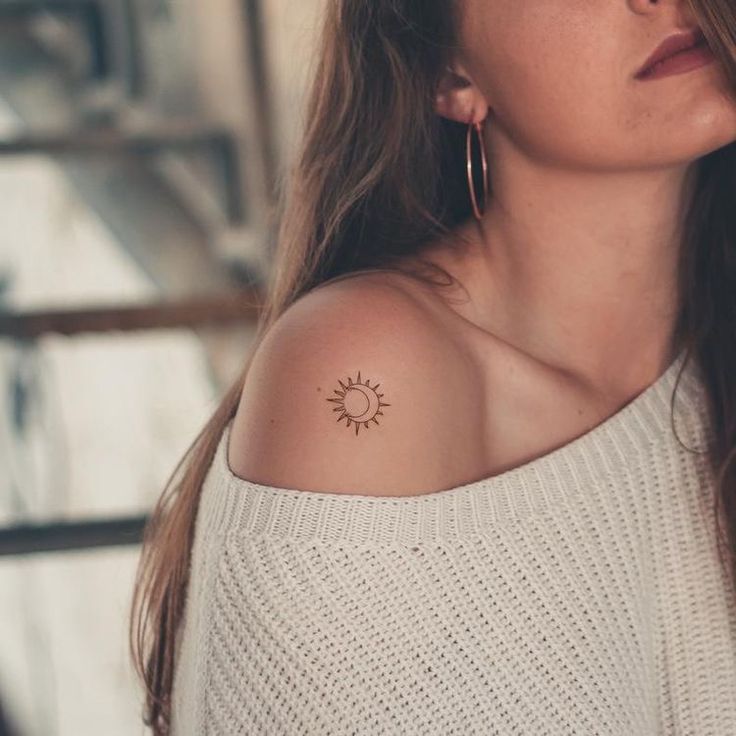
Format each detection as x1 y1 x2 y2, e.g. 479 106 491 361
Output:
430 0 736 397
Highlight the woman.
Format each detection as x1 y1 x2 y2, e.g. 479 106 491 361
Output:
130 0 736 733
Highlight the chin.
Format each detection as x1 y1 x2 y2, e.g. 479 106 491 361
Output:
647 120 736 165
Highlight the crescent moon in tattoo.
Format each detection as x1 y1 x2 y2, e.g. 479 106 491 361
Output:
325 371 391 436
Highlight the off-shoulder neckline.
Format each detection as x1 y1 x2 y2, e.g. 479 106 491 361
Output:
201 346 707 543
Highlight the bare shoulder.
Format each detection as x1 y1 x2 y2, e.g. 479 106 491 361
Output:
228 271 484 496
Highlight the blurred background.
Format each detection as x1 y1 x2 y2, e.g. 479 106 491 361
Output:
0 1 322 732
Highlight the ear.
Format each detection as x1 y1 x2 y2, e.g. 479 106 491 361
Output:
435 62 490 125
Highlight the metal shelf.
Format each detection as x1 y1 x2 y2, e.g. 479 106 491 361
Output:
0 515 148 555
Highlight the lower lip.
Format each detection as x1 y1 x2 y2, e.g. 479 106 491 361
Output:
636 41 716 81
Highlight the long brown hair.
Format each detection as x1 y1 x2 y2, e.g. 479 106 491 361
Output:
129 1 736 732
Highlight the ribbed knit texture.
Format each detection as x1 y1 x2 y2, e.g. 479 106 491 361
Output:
169 349 736 735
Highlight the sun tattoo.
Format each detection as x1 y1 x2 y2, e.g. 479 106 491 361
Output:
325 371 391 436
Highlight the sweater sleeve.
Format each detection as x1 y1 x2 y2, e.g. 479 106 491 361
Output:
195 532 659 736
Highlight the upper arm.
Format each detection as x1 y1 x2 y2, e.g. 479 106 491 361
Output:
229 277 477 496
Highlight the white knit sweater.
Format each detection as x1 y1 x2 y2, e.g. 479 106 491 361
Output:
169 349 736 735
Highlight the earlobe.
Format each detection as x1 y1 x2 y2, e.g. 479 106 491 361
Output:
434 65 489 125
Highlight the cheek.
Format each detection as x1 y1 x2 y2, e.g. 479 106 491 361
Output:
466 2 622 161
483 44 622 162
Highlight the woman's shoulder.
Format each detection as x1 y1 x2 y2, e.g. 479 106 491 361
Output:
227 269 485 496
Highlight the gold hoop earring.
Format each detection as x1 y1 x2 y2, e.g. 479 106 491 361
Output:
466 120 489 220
